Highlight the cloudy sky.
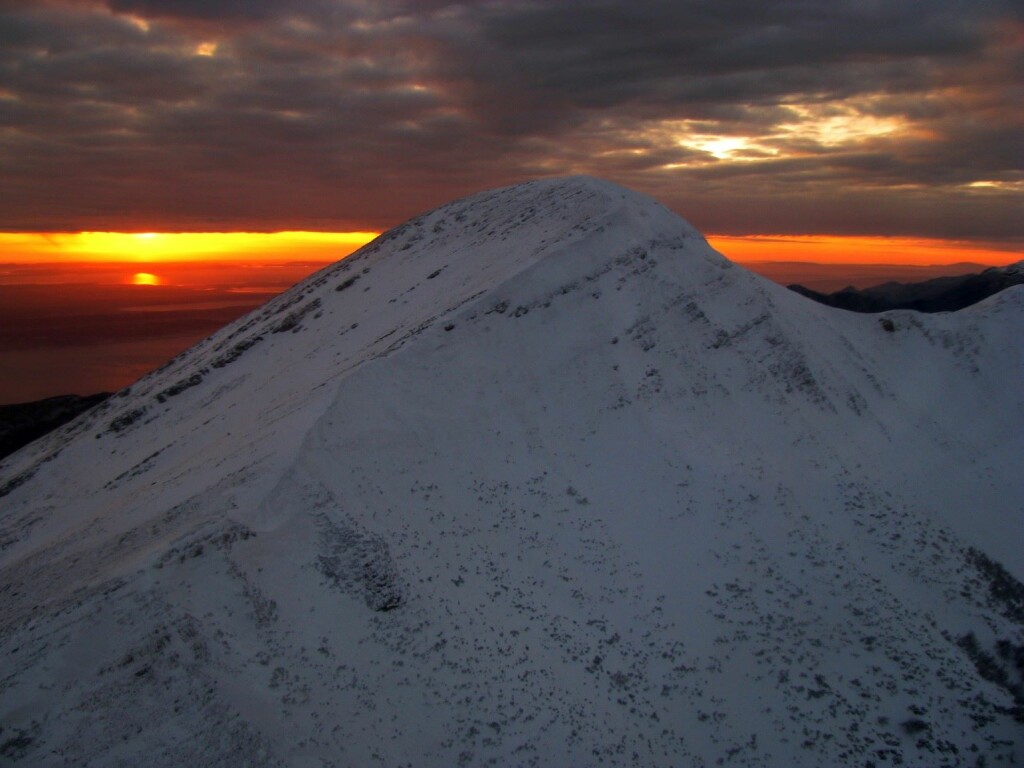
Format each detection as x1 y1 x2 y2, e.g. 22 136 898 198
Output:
1 0 1022 242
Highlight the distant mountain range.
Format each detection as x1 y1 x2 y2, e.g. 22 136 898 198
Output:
789 261 1024 313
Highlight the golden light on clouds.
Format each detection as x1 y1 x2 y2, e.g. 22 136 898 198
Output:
965 180 1024 192
776 105 906 147
656 119 777 163
195 42 218 57
125 15 150 33
660 102 912 169
0 231 378 263
679 134 770 161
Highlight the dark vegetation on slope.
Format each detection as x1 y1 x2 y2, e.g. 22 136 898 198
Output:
955 548 1024 722
0 393 110 461
789 262 1024 313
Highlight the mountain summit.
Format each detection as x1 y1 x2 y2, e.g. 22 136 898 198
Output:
2 177 1022 766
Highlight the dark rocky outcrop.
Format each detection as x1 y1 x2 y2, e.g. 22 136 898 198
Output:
0 393 110 461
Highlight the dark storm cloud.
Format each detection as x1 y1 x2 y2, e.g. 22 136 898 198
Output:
0 0 1020 240
106 0 292 21
420 0 1004 131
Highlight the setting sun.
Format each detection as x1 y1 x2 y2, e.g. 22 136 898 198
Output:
131 272 161 285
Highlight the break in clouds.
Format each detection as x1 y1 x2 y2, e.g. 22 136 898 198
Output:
0 0 1021 240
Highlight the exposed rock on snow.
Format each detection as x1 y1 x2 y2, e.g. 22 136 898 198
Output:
1 177 1022 766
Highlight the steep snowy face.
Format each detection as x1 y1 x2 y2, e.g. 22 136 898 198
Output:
1 178 1022 767
0 177 709 533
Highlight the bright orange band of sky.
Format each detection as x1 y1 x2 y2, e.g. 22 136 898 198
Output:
705 234 1022 266
0 231 378 263
0 231 1019 267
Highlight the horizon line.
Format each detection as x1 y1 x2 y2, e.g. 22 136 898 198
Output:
0 231 1019 267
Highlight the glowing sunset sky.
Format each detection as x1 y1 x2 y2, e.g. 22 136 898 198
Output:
0 232 376 263
0 0 1020 246
0 1 1022 404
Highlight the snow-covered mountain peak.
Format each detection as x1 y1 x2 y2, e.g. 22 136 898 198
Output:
1 178 1022 766
1 176 727 518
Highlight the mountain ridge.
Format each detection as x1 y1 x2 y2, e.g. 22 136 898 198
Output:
788 260 1024 313
1 177 1022 766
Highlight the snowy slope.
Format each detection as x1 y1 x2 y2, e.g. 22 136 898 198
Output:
1 177 1022 767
